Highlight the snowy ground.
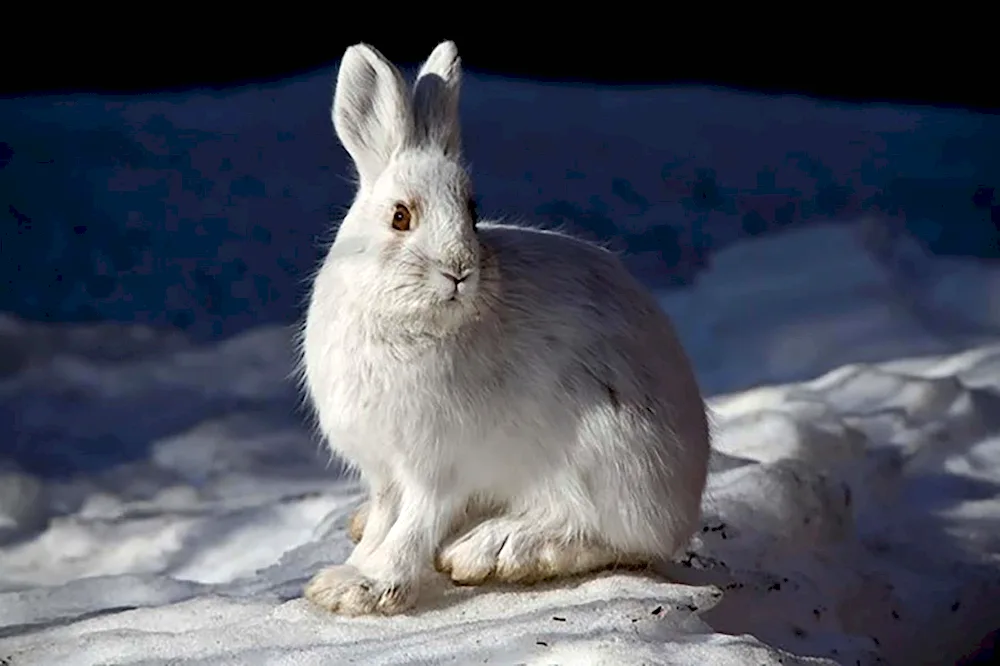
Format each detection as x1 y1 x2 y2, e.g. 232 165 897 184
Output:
3 222 1000 665
3 63 1000 664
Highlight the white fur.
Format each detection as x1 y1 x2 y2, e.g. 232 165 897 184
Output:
300 41 711 615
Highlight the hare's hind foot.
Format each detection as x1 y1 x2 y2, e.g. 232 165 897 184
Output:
436 516 648 586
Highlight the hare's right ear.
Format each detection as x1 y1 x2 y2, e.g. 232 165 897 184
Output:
333 43 412 189
412 41 462 157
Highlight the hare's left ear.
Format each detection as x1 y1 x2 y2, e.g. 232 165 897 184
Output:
333 43 412 190
412 40 463 157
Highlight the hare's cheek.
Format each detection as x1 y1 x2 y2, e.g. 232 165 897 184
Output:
378 235 406 264
456 270 480 299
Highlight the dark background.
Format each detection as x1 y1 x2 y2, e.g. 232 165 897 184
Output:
2 27 998 334
3 29 997 111
2 28 999 341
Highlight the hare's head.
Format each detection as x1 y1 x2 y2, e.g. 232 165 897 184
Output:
329 41 493 332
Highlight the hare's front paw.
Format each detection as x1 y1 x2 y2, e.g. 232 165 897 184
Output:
304 564 416 616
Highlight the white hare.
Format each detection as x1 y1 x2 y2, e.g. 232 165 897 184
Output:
300 40 710 616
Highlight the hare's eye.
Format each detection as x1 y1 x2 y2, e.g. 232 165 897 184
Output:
391 203 412 231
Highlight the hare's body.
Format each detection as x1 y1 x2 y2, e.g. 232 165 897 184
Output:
307 221 707 546
301 42 709 616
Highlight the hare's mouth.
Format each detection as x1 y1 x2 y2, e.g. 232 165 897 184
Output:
442 292 472 307
429 267 478 305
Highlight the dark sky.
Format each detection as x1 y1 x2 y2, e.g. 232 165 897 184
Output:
2 25 996 111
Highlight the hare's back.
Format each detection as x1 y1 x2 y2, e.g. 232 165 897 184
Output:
478 222 660 326
477 222 700 411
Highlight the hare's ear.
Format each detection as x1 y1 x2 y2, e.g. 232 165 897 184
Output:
333 43 412 189
412 40 463 157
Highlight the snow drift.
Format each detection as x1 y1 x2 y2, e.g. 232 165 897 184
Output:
2 224 1000 665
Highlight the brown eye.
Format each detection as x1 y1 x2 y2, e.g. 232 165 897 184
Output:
391 203 412 231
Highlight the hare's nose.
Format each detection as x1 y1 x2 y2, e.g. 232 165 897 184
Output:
441 269 472 285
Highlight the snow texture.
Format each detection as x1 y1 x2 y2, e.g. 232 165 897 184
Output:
2 223 1000 665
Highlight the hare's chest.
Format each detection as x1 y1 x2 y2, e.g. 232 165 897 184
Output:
307 338 475 452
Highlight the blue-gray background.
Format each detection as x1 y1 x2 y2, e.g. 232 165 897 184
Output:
2 72 998 342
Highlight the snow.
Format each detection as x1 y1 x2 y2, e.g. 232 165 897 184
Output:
3 67 1000 665
4 227 1000 663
